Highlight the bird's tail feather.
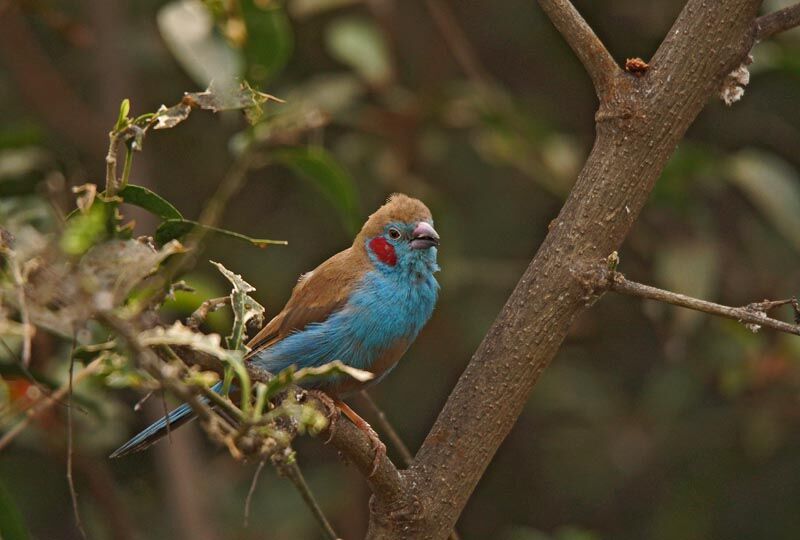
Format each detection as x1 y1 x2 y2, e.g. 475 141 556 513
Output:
110 381 224 458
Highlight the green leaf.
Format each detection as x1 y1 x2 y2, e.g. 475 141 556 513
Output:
727 149 800 251
271 146 360 234
60 201 111 255
155 218 288 248
242 1 294 83
325 16 392 86
157 0 243 87
0 479 30 540
118 184 183 220
115 98 131 132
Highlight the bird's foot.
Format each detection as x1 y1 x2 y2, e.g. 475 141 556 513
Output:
306 390 340 444
362 421 387 477
334 399 386 477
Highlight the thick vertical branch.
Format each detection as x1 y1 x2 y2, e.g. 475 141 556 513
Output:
360 1 764 538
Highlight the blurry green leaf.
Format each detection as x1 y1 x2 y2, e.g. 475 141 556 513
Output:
0 123 44 150
244 74 363 147
0 479 30 540
118 184 183 220
241 1 294 83
157 0 243 87
654 143 718 209
654 240 719 334
210 261 264 350
727 149 800 251
73 341 117 362
60 201 111 255
155 219 287 248
0 147 52 198
271 146 360 233
325 16 392 86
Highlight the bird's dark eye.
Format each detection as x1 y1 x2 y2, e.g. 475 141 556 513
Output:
388 227 401 240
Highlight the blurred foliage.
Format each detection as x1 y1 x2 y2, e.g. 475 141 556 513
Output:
1 0 800 539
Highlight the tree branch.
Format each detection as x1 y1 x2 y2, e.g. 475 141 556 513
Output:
592 265 800 336
536 0 620 100
374 1 764 538
756 3 800 40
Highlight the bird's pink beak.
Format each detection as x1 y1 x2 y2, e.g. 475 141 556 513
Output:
410 221 440 250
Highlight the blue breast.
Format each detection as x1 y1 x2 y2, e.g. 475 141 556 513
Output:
251 261 439 390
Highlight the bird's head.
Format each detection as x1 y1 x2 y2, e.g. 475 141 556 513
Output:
357 194 440 276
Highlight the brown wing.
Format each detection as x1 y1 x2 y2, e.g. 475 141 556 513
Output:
245 247 369 360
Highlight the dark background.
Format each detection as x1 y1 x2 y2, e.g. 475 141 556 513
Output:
2 0 800 539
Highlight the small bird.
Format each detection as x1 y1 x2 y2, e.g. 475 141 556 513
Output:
111 194 440 465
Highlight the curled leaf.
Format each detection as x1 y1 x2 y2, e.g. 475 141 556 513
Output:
210 261 265 350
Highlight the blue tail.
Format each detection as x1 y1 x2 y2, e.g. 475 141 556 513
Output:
110 381 224 458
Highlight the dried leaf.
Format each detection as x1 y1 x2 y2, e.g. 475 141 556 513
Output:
210 261 264 350
71 183 98 214
138 321 240 363
153 82 284 130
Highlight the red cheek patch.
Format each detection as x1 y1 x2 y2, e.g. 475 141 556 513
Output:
369 237 397 266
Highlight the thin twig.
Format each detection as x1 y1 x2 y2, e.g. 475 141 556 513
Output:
0 357 103 453
424 0 496 93
536 0 620 99
608 272 800 336
359 391 413 467
280 460 340 540
243 459 266 528
7 252 32 367
66 333 88 540
187 296 231 329
105 130 121 196
756 2 800 40
133 390 154 412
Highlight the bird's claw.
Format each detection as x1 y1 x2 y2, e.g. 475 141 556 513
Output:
364 423 387 477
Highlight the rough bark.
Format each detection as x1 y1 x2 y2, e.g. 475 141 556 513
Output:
364 0 763 538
